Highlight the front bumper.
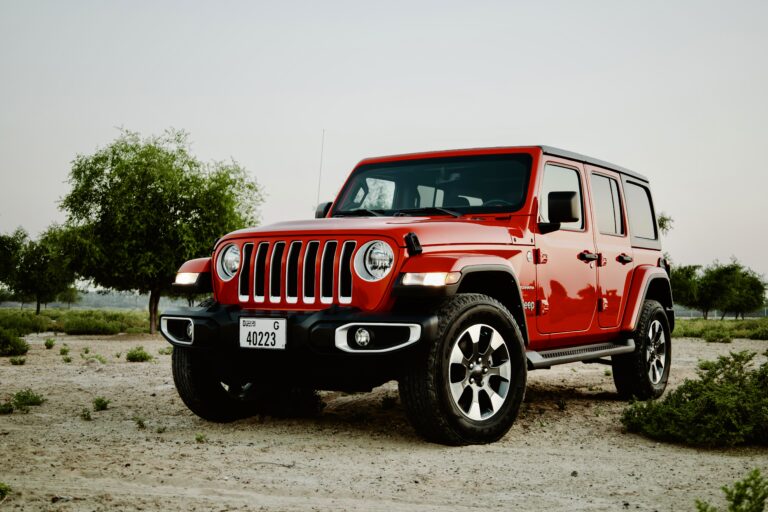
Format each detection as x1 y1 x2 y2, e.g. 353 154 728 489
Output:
159 303 438 356
159 304 438 391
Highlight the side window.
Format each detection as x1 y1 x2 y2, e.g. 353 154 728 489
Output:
417 185 445 207
357 177 396 210
625 182 657 240
591 174 625 236
540 164 583 230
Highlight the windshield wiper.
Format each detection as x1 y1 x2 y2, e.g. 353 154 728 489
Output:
394 207 462 218
333 208 384 217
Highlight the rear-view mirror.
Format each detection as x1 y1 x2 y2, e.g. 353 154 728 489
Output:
539 191 579 234
315 201 332 219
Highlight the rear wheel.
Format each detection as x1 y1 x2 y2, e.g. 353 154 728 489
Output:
612 300 671 400
398 293 527 445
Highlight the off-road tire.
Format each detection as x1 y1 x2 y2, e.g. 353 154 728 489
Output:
612 299 671 400
398 293 527 445
173 345 324 421
172 346 247 422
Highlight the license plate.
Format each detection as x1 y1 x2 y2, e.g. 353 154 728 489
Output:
239 318 287 350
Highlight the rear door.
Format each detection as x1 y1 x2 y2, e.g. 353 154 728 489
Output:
586 167 633 328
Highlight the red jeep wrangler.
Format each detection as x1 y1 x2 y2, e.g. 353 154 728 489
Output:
160 146 674 445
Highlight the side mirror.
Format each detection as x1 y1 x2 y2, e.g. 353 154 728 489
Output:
315 201 332 219
539 191 579 234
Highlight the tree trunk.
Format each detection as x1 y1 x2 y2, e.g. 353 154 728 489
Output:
720 311 726 320
35 300 41 315
148 290 161 335
703 310 709 320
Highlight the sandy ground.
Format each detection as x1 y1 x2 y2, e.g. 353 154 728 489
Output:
1 333 766 512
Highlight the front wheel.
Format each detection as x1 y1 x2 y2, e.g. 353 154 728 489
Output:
612 300 671 400
172 347 323 422
172 346 250 422
398 294 527 445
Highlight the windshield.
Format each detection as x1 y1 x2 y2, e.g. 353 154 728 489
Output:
333 154 532 216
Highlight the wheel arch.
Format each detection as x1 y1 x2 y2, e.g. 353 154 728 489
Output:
454 265 529 346
621 266 675 333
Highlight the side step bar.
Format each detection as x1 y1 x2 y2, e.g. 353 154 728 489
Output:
526 339 635 369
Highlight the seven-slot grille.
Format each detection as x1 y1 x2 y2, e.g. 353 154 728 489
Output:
237 239 357 307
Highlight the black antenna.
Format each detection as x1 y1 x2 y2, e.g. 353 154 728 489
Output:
315 129 325 206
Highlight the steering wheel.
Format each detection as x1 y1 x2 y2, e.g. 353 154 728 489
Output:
483 199 513 207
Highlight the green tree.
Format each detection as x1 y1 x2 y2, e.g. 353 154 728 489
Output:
9 226 76 314
697 263 736 320
0 228 26 289
57 286 82 309
718 263 766 320
657 212 673 236
670 264 700 310
61 129 262 333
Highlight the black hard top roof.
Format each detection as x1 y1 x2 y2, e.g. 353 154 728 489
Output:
539 145 648 182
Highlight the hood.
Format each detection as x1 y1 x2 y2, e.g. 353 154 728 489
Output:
225 216 533 247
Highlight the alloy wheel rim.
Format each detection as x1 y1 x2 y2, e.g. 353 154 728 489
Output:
646 319 666 385
447 323 512 421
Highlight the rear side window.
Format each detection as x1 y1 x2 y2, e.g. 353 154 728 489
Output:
625 182 656 240
591 174 624 235
539 164 583 230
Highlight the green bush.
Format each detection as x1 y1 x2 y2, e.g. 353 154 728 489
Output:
674 318 768 341
0 309 151 336
126 346 152 362
0 310 52 335
52 309 148 334
621 351 768 447
81 353 107 364
80 408 92 421
59 346 69 356
12 388 45 408
696 469 768 512
748 325 768 341
0 402 13 414
703 325 732 343
0 327 29 356
44 338 55 349
0 481 11 500
93 397 110 411
62 355 72 363
62 317 120 335
9 356 25 365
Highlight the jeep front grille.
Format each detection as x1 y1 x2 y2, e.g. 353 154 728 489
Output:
237 239 357 307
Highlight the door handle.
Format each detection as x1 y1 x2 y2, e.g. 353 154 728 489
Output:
617 253 633 264
578 251 599 262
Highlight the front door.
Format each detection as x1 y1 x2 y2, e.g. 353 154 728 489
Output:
586 167 634 328
535 161 598 335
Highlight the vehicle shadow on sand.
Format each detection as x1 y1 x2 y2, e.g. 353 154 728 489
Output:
233 379 626 444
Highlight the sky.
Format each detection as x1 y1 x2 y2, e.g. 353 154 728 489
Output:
1 1 767 275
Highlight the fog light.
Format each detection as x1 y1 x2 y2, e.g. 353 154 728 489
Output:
354 328 371 347
186 321 194 340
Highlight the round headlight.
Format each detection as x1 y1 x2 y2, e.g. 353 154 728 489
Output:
354 240 394 281
217 244 240 281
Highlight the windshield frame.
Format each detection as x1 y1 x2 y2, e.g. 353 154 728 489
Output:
331 153 533 217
